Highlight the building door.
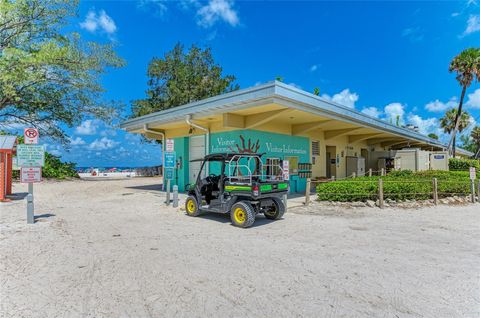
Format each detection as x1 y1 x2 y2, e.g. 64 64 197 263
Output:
189 135 205 183
361 148 369 170
326 146 336 178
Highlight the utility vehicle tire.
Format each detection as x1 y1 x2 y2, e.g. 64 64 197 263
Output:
185 195 201 217
264 197 285 220
230 201 256 228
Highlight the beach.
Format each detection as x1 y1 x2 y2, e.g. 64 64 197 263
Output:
1 177 479 317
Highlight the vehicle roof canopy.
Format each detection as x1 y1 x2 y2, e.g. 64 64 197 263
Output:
189 152 265 162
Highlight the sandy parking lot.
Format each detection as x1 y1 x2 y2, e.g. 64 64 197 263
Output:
1 178 479 318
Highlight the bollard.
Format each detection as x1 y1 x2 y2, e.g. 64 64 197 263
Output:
352 172 356 178
283 193 288 214
331 176 335 181
471 179 476 203
172 185 178 208
432 178 438 205
368 168 372 177
305 178 311 206
27 182 34 224
166 179 171 206
378 179 384 209
381 168 385 176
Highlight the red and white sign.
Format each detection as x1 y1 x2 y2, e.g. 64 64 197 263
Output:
470 167 476 180
282 160 290 181
166 139 175 152
24 128 39 144
20 167 42 183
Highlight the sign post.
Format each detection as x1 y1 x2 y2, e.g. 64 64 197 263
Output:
470 167 476 203
164 151 176 205
18 128 44 224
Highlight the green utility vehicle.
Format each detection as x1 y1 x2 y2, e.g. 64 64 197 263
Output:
185 153 288 228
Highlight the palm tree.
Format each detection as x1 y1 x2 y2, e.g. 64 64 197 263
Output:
440 109 471 156
447 48 480 154
471 126 480 158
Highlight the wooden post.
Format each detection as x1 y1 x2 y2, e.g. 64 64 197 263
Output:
471 179 476 203
432 178 438 205
368 168 372 177
378 179 384 209
477 180 480 203
305 178 311 206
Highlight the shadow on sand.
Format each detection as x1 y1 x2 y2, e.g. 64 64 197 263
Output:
6 192 28 200
34 213 56 222
125 184 163 192
192 212 277 228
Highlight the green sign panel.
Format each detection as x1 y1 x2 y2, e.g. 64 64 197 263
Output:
17 145 45 167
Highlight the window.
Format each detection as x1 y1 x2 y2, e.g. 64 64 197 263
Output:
312 141 320 156
284 156 299 175
265 158 282 177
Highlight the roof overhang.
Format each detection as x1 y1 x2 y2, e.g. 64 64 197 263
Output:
120 81 473 157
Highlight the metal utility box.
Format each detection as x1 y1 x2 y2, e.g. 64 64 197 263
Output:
394 148 430 171
346 156 365 177
429 151 449 170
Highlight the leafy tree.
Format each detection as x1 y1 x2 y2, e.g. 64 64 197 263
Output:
275 76 284 82
313 87 320 96
440 108 471 156
428 133 439 140
471 126 480 158
132 43 238 117
447 48 480 154
0 0 125 143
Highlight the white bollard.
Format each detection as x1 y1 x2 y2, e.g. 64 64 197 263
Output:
173 185 178 208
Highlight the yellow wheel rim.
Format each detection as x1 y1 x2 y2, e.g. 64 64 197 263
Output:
234 207 246 224
187 199 196 214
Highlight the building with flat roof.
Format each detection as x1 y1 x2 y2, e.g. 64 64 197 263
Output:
121 81 471 192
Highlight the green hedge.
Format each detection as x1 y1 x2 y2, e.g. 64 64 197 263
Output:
316 170 474 202
449 158 480 171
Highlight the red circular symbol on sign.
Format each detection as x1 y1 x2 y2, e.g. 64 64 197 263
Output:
25 129 38 138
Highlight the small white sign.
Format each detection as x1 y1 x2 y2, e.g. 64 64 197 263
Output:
470 167 476 180
166 139 175 152
24 128 39 144
17 145 45 167
21 167 42 183
282 160 290 181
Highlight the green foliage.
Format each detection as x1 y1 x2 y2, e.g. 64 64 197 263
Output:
42 153 78 179
448 158 480 170
0 0 125 144
428 133 439 140
132 43 238 117
440 108 471 156
316 170 476 202
313 87 320 96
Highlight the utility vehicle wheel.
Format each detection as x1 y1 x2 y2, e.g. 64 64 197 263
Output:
185 195 201 217
264 197 285 220
230 201 255 228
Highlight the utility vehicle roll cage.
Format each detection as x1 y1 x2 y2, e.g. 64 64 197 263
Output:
191 153 285 186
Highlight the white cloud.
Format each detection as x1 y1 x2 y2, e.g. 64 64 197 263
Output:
425 97 457 112
75 120 99 135
452 12 460 17
49 149 62 156
137 0 168 16
466 88 480 109
361 106 382 118
463 15 480 35
322 89 359 108
402 27 424 42
197 0 239 28
80 9 117 35
88 137 119 151
70 137 86 146
310 64 319 72
407 114 438 135
384 102 405 125
288 82 302 90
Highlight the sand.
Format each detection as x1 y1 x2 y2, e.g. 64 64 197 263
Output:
1 177 479 317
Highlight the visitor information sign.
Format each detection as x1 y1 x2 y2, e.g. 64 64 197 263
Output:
20 167 42 183
17 145 45 167
24 128 39 144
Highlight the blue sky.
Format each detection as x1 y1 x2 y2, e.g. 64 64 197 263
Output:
33 0 480 166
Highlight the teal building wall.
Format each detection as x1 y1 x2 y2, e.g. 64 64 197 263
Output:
171 129 310 193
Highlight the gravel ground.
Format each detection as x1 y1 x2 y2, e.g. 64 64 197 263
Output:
1 178 479 318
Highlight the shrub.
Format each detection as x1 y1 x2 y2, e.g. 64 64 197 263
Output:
316 170 475 202
448 158 480 171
